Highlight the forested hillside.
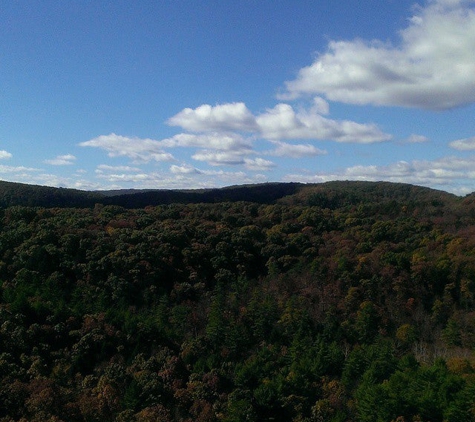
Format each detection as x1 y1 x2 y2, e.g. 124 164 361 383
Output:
0 181 102 208
0 180 457 209
0 181 474 421
0 181 303 208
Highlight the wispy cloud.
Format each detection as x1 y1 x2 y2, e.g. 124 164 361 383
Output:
96 164 142 173
191 150 247 166
0 165 39 174
44 154 76 166
0 167 102 191
404 134 429 144
267 141 327 158
449 136 475 150
281 0 475 110
79 133 175 163
159 132 252 152
93 167 267 189
95 172 154 183
284 154 475 195
244 157 275 171
170 164 201 174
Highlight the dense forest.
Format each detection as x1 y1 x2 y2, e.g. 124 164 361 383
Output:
0 180 303 208
0 180 475 421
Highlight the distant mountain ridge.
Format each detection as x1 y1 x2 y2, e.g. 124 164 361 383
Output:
0 179 463 209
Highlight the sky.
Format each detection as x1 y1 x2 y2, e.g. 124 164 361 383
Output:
1 0 475 195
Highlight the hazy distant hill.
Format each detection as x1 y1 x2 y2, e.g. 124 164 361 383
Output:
99 182 303 207
0 181 303 208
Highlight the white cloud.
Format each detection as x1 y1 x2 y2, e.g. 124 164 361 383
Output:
34 173 100 189
69 179 102 190
191 150 246 166
159 132 252 152
0 165 40 174
404 134 429 143
311 97 330 115
0 166 104 191
167 102 258 132
256 103 391 143
449 136 475 150
0 150 12 160
284 154 475 194
168 102 390 143
79 133 175 163
200 169 267 184
268 140 327 158
93 167 266 190
244 157 275 171
95 172 153 183
96 164 142 172
170 164 201 174
281 0 475 110
44 154 76 165
432 155 475 170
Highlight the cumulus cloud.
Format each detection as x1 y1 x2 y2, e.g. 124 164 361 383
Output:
281 0 475 110
44 154 76 165
79 133 174 163
449 136 475 150
167 102 258 132
159 132 252 152
268 141 327 158
256 103 391 143
0 150 12 160
169 102 391 143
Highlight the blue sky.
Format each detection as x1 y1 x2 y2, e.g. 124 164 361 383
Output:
2 0 475 194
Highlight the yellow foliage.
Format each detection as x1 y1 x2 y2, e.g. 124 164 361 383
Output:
446 357 474 375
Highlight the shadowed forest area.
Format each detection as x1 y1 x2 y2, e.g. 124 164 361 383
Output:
0 181 475 421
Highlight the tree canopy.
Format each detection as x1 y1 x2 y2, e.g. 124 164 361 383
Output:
0 181 474 421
